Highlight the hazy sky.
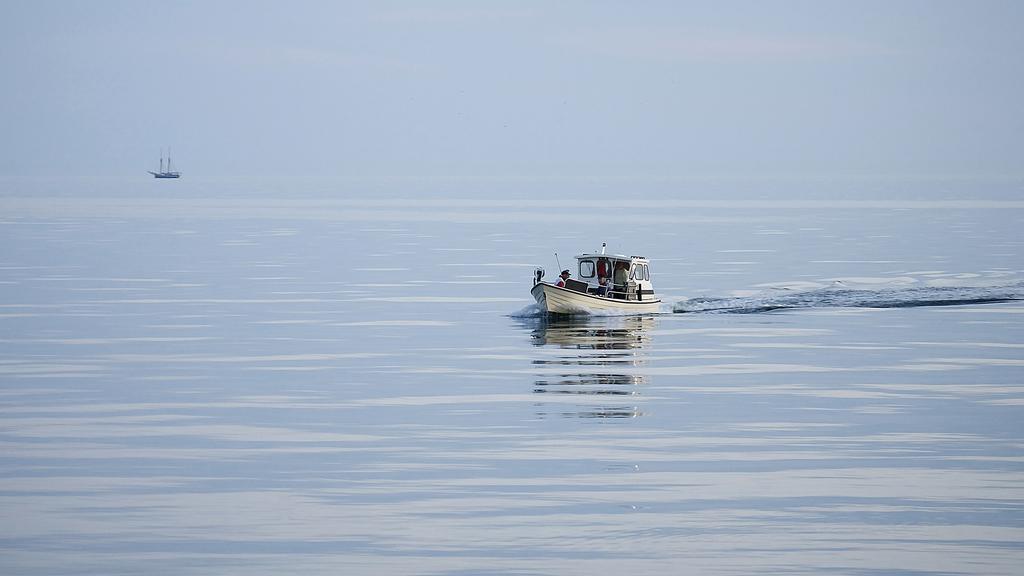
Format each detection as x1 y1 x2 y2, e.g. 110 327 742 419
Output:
2 1 1022 187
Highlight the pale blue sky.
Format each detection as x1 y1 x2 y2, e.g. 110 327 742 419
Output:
2 1 1021 189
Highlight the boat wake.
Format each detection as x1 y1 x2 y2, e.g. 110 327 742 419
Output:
673 282 1024 314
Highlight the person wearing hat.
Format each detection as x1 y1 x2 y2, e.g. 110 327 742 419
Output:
555 269 571 287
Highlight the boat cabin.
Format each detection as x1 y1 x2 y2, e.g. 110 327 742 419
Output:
570 252 654 301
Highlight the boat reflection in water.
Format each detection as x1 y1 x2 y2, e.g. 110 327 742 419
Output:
523 316 655 419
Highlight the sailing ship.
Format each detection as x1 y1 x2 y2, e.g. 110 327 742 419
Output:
149 149 181 179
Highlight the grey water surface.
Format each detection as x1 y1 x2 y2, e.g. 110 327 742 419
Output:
2 195 1023 575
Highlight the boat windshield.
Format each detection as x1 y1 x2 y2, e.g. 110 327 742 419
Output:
579 260 596 279
577 257 631 281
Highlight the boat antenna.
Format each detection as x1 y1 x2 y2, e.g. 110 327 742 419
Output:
554 252 562 273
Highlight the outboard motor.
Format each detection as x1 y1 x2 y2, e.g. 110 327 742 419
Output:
534 267 545 285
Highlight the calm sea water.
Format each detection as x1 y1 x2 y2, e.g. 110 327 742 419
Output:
2 194 1023 575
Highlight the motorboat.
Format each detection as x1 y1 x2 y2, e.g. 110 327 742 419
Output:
531 243 662 315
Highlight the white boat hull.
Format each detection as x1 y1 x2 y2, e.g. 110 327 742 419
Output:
531 283 661 315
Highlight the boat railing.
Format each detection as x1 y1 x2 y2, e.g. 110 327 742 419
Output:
607 281 641 300
578 281 641 300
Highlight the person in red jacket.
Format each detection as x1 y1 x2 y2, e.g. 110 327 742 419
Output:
555 269 571 287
